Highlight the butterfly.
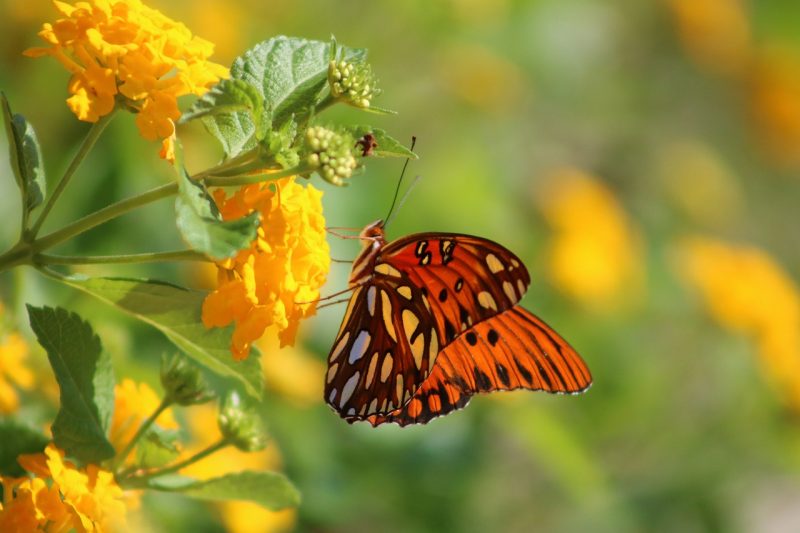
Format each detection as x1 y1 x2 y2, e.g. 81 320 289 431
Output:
325 220 592 427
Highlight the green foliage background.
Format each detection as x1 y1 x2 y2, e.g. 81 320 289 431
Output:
2 1 800 532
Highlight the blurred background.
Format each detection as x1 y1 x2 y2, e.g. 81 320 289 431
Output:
2 0 800 531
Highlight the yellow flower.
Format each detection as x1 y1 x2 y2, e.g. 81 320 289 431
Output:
536 167 643 309
666 0 752 76
0 332 35 414
180 404 296 533
677 237 800 409
748 46 800 168
109 379 179 456
25 0 228 158
202 177 331 360
1 444 128 532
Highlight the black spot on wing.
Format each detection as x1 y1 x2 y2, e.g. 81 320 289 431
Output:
438 289 448 302
474 367 492 390
496 363 511 387
465 332 478 346
487 329 499 346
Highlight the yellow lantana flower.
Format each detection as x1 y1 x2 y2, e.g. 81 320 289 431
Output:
25 0 228 159
202 177 331 360
0 444 127 532
677 237 800 409
536 167 643 310
0 332 34 414
109 379 179 456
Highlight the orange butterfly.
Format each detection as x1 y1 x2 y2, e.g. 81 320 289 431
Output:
325 220 592 426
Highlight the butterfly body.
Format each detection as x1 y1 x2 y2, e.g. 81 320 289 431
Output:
326 221 591 427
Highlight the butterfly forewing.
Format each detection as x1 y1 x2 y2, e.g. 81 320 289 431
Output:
380 234 531 345
325 270 439 418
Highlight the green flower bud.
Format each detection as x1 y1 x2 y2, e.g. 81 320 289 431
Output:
327 59 380 109
304 126 358 186
218 392 267 452
160 354 215 406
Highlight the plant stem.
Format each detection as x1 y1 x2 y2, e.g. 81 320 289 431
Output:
113 397 173 473
35 249 207 266
204 165 309 187
120 438 230 487
31 182 178 253
29 110 117 239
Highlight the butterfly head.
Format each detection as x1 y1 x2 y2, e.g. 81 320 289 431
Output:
359 219 386 245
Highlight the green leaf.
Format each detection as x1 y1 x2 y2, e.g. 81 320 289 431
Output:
175 163 260 260
0 419 49 476
27 305 115 464
345 126 418 159
204 36 366 158
150 471 300 511
181 79 267 140
2 93 46 219
51 274 263 399
136 427 180 469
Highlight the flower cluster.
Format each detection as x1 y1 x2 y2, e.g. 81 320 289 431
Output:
305 126 358 186
0 444 127 532
328 59 378 108
24 0 228 159
678 237 800 409
202 177 331 360
536 167 643 309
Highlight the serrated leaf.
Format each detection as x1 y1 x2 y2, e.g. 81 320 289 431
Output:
345 126 417 159
49 274 262 399
175 164 260 260
2 93 46 219
0 419 49 476
149 471 300 511
205 36 365 158
27 305 115 464
136 427 180 469
181 79 267 139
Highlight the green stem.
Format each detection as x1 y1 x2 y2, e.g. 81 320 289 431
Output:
31 182 178 253
204 164 309 187
35 249 207 266
29 110 117 239
120 438 230 488
192 149 262 180
113 397 173 473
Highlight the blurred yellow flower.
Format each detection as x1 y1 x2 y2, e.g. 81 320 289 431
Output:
0 444 127 532
677 237 800 408
181 404 296 533
259 328 325 407
748 46 800 168
109 379 179 455
202 177 331 360
666 0 752 76
536 167 643 309
0 332 34 414
24 0 228 159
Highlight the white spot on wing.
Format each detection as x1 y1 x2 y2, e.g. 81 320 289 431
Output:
365 353 379 387
381 354 393 382
330 332 349 362
503 281 517 302
375 263 402 278
478 291 498 311
397 286 412 300
340 371 360 407
380 290 397 341
349 330 371 363
366 286 376 316
327 362 339 383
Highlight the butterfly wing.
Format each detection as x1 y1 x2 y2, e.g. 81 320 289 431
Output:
324 270 439 418
362 306 592 426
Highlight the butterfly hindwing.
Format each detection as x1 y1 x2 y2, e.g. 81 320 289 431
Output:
360 306 592 427
325 271 439 418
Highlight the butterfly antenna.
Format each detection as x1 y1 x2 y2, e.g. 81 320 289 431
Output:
383 136 417 228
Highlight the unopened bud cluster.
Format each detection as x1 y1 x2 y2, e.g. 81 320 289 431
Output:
161 355 214 406
305 126 357 186
219 392 267 452
328 59 378 108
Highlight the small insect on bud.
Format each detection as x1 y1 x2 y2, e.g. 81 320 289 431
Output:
355 133 378 157
160 354 215 406
304 126 358 186
327 59 380 109
218 391 268 452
